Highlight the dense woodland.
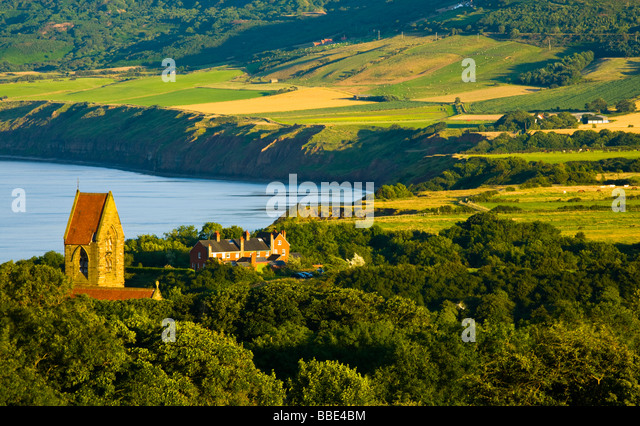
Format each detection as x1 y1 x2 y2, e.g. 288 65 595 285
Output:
0 0 444 70
518 51 594 88
2 214 640 405
5 0 640 71
471 0 640 56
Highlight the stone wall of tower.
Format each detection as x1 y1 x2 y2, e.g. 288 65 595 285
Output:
64 242 102 286
94 195 125 287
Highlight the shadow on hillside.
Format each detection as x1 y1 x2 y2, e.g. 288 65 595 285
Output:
148 0 448 68
494 57 560 85
622 59 640 76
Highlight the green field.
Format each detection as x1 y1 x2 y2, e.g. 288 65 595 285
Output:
464 150 640 163
469 73 640 113
0 77 118 99
265 101 455 127
0 68 275 107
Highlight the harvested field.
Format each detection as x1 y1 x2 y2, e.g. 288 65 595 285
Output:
419 85 541 103
175 87 373 114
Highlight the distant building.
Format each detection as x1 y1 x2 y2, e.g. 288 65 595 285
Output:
582 115 609 124
190 230 290 270
310 38 334 47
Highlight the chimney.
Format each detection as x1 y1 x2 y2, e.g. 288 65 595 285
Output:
240 236 245 256
215 231 220 242
270 231 274 249
282 230 286 239
250 251 256 267
245 230 250 241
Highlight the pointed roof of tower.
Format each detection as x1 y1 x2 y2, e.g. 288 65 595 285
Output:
64 190 114 245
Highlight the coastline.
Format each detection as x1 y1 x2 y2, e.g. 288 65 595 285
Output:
0 154 279 186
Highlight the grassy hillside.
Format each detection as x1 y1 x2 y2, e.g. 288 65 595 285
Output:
369 36 559 99
255 34 561 98
469 73 640 113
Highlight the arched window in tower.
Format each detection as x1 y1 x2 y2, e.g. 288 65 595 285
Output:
79 248 89 278
105 232 114 273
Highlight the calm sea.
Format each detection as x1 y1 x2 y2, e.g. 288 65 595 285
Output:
0 160 282 263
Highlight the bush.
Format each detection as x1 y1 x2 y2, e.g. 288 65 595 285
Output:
375 183 414 200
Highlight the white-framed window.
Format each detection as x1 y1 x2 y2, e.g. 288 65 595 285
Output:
274 249 278 254
278 240 282 246
198 252 201 259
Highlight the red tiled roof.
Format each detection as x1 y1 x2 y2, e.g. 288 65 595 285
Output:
65 193 108 245
71 287 155 300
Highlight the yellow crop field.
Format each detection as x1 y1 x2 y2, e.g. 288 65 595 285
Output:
419 85 542 103
175 87 373 115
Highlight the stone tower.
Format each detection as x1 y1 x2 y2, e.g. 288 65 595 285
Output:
64 190 125 287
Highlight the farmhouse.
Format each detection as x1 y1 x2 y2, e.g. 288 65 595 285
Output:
311 38 334 47
582 115 610 124
190 230 290 270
